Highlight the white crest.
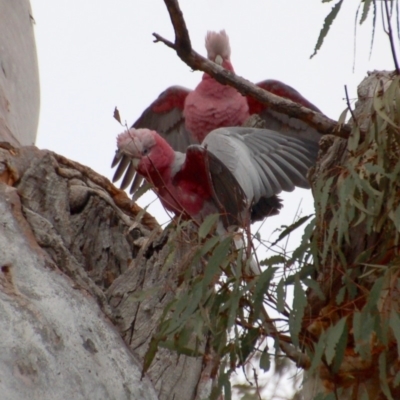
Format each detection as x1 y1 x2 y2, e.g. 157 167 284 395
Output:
205 30 231 61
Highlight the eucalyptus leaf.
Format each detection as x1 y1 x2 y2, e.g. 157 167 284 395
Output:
260 349 271 372
311 0 343 58
325 317 348 365
360 0 373 24
379 352 394 400
198 213 219 239
253 267 278 319
289 276 307 347
203 237 232 286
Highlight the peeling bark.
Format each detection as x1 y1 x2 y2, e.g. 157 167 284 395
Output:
0 142 209 399
0 153 158 399
107 234 207 400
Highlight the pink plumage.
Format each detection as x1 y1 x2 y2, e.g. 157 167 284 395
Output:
115 128 215 219
112 29 322 198
122 29 321 149
184 31 249 142
113 126 320 228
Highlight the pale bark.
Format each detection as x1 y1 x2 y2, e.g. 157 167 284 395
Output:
0 0 40 146
0 1 209 396
0 145 159 399
0 142 210 399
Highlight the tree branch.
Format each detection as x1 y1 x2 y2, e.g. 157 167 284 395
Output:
154 0 352 139
157 0 313 372
260 307 310 370
161 0 191 56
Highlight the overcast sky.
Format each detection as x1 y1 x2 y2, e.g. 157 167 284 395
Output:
30 0 395 255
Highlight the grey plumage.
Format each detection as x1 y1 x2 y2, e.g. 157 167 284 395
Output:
201 127 318 221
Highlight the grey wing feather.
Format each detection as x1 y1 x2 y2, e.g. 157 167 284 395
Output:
120 161 138 191
242 128 319 195
258 108 321 143
206 151 248 228
250 79 323 143
203 127 319 218
112 153 130 181
259 153 296 192
251 157 276 195
132 85 195 150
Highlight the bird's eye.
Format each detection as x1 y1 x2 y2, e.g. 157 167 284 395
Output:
142 148 149 156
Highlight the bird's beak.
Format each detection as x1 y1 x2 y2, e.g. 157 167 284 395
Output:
215 54 223 66
117 131 144 162
131 157 140 168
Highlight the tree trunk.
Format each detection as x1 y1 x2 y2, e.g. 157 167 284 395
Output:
0 142 212 399
303 70 400 399
0 145 159 399
0 0 40 146
0 1 209 397
5 2 400 398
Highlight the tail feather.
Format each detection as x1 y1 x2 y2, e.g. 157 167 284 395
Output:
251 195 283 222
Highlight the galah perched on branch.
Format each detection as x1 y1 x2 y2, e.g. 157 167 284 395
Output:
112 127 319 229
115 30 322 196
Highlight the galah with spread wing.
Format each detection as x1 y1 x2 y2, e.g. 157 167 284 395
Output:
112 127 319 229
114 30 322 196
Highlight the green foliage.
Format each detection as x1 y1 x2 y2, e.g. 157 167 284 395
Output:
315 76 400 269
140 210 316 399
198 214 220 239
311 0 399 59
289 277 307 348
259 347 271 372
141 76 400 398
308 74 400 398
360 0 373 24
314 393 338 400
389 309 400 357
311 0 344 58
379 352 394 400
325 316 347 366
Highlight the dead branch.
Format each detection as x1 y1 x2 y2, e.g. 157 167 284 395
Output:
154 0 352 139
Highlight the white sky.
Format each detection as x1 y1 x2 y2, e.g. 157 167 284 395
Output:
30 0 395 253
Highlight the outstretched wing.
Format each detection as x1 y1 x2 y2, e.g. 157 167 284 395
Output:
246 79 322 143
174 145 248 228
112 86 196 195
132 85 196 151
203 127 319 222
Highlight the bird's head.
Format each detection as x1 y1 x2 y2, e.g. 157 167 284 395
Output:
117 128 155 165
116 128 174 175
205 30 234 71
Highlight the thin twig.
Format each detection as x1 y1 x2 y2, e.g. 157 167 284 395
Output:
156 0 352 139
260 307 310 369
252 368 262 400
383 0 400 73
153 33 175 50
344 85 358 127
